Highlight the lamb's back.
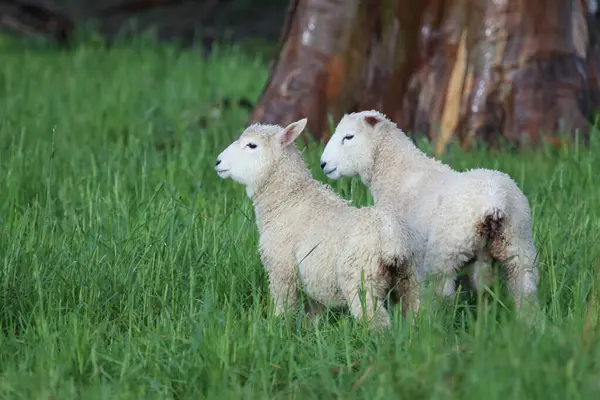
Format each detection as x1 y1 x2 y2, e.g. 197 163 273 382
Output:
411 167 530 241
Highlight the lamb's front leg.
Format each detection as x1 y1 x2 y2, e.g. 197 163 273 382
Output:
267 265 300 316
260 248 300 316
424 246 468 300
430 269 458 299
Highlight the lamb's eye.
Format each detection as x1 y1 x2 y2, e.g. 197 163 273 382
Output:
342 135 354 143
246 142 258 149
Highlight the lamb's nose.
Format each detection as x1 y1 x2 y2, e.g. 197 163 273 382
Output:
320 161 327 170
216 159 221 166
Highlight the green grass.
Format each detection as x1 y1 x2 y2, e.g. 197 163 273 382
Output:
0 36 599 399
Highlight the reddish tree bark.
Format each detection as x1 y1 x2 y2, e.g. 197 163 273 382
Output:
248 0 600 154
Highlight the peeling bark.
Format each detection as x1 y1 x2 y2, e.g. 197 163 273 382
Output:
248 0 600 154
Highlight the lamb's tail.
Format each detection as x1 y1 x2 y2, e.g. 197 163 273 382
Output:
477 207 506 247
470 207 507 290
474 177 509 243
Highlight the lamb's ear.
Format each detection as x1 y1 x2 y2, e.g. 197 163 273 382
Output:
363 114 383 128
279 118 307 147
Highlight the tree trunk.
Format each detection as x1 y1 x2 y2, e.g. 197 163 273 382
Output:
0 0 74 45
248 0 600 154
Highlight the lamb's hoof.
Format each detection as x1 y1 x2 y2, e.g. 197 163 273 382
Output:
515 297 541 328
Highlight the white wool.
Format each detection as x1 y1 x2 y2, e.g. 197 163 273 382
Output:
216 118 421 329
320 110 540 318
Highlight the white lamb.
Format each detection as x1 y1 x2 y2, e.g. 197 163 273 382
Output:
319 110 540 318
215 118 420 329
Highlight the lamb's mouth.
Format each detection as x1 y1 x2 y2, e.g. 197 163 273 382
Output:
216 168 230 177
323 167 337 176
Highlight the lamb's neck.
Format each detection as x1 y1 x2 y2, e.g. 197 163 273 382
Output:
365 134 449 206
251 157 311 227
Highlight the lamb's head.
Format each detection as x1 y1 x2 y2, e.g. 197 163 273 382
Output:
215 118 308 193
319 110 391 180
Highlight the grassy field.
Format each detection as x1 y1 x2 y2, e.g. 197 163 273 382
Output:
0 36 599 399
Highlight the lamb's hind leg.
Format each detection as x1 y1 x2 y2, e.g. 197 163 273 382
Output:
391 258 421 324
489 233 540 321
340 261 391 330
498 247 539 320
469 251 495 295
